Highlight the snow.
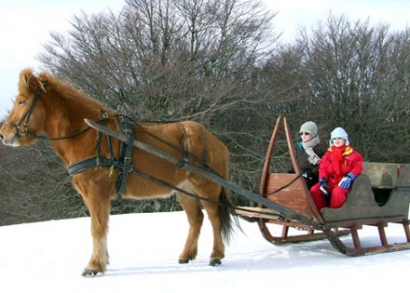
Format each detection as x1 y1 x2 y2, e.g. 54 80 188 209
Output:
0 210 409 292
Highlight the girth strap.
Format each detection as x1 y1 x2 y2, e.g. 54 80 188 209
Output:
67 157 123 176
115 115 134 197
176 122 192 168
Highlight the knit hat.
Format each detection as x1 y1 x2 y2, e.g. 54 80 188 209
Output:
299 121 318 137
329 127 350 146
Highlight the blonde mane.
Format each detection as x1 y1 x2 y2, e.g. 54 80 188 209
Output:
38 71 104 110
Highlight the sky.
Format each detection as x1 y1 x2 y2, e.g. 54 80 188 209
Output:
0 0 409 119
0 210 409 292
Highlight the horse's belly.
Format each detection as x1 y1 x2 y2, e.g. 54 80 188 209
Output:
122 179 194 200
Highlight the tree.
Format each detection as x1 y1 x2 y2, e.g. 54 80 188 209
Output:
37 0 279 210
262 13 410 163
0 140 86 225
2 8 410 225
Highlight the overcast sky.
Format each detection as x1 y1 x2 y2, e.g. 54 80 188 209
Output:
0 0 409 119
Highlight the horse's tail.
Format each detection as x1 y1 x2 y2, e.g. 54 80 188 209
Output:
218 154 241 244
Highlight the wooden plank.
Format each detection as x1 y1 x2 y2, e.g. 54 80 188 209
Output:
264 173 315 219
234 206 281 220
363 162 399 189
363 162 410 189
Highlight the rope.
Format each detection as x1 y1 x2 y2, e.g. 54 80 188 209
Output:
128 166 283 219
261 173 302 196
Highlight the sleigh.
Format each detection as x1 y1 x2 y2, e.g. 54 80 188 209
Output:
86 116 410 256
235 117 410 255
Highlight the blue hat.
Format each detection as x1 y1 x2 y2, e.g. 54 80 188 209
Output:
329 127 350 146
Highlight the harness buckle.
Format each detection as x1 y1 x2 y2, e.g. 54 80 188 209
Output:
124 156 132 173
177 157 189 168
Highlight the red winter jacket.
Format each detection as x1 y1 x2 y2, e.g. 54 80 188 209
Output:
318 146 364 185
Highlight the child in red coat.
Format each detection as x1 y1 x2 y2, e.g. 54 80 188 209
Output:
310 127 363 210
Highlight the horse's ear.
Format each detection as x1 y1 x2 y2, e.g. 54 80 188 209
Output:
18 68 41 94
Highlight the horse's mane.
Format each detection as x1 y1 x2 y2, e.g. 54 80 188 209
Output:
42 71 103 110
19 68 103 111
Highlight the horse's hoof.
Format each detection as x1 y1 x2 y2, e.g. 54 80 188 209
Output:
178 258 190 264
209 259 222 266
82 268 100 277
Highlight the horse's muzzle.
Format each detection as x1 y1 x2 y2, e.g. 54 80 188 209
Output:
0 127 21 147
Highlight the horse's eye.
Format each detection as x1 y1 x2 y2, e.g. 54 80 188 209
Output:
18 100 26 105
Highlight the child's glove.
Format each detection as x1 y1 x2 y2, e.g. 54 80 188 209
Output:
319 178 329 196
339 172 356 189
301 169 313 181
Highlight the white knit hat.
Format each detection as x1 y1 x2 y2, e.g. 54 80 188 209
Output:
329 127 350 146
299 121 318 137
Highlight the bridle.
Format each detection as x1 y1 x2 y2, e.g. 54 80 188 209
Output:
4 83 101 143
5 84 44 144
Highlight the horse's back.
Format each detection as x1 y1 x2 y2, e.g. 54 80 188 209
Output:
134 120 228 165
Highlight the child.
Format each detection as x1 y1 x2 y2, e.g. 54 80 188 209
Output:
310 127 363 210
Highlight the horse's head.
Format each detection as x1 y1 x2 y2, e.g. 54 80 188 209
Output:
0 69 47 147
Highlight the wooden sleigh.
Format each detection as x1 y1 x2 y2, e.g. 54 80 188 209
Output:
85 117 410 256
236 117 410 256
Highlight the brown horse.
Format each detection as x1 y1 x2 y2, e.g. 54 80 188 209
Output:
0 68 235 276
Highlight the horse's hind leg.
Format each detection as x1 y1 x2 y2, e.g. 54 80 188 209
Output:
178 181 226 266
196 183 226 266
200 200 225 266
177 192 204 264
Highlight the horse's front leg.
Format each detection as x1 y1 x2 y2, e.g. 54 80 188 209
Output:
79 188 111 276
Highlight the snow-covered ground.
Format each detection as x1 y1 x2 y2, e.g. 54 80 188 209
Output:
0 211 409 292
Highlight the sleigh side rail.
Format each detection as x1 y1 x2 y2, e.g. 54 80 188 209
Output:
319 162 410 255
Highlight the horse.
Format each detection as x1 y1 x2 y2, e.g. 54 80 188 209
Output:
0 68 236 276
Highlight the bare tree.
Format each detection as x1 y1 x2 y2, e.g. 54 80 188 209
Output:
262 13 410 163
37 0 278 206
0 140 87 226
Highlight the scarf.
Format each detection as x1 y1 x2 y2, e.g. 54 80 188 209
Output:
331 145 347 176
302 136 321 165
